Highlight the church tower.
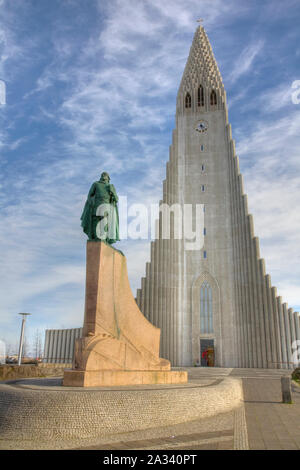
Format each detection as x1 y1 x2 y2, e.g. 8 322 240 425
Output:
136 26 300 368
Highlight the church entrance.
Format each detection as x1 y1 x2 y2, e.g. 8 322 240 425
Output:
200 339 215 367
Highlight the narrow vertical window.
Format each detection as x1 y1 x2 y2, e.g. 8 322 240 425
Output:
198 85 204 106
210 89 217 106
185 92 191 108
203 227 206 235
200 281 213 333
200 144 204 152
203 250 207 259
201 184 205 192
201 164 205 171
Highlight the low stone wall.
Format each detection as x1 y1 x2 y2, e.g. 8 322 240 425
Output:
0 364 70 381
0 376 243 443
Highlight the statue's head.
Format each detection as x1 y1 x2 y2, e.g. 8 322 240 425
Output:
100 172 110 183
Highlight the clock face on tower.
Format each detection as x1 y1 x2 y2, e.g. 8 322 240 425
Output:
195 120 208 133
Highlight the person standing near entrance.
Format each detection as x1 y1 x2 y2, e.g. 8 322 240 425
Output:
202 348 214 367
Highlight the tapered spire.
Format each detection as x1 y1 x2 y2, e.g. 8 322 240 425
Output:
177 26 225 112
179 26 223 91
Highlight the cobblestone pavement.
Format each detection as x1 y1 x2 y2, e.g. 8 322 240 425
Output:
75 368 299 451
72 368 245 451
1 367 298 450
71 408 238 450
0 368 245 450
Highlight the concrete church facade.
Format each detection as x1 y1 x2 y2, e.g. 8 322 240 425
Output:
136 26 300 369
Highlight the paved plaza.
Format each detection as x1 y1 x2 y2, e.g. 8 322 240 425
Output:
72 368 299 451
241 373 300 450
0 367 299 450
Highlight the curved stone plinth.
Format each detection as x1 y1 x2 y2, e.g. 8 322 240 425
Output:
65 242 187 386
64 369 187 387
0 374 243 446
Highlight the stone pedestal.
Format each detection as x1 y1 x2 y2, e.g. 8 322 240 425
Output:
63 242 187 386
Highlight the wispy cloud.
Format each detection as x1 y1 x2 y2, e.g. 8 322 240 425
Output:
228 39 265 84
236 109 300 302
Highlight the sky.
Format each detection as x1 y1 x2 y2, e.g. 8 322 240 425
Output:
0 0 300 353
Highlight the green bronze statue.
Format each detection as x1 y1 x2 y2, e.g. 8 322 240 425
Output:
81 172 120 245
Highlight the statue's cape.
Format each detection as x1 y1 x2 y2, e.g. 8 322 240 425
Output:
80 200 92 236
107 202 120 243
80 182 96 236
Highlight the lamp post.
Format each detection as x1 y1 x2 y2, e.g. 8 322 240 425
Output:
17 313 31 366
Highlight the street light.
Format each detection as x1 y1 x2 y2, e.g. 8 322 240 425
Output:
17 313 31 366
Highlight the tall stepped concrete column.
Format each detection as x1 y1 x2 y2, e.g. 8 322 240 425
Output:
277 297 288 369
283 303 292 369
229 151 242 366
259 259 273 368
145 263 151 321
236 168 248 367
271 287 283 369
253 239 267 368
294 312 300 343
265 275 278 369
288 308 297 368
227 135 242 367
243 197 257 367
141 277 146 319
153 223 159 328
248 215 263 367
294 312 300 367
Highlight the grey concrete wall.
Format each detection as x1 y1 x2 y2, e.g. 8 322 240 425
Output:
43 328 82 364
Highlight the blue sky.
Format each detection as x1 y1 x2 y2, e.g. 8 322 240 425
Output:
0 0 300 352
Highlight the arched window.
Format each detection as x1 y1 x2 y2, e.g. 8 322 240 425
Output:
185 92 191 108
210 89 217 106
198 85 204 107
200 281 213 333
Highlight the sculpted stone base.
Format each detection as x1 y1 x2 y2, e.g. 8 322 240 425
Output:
63 369 188 387
63 242 187 387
